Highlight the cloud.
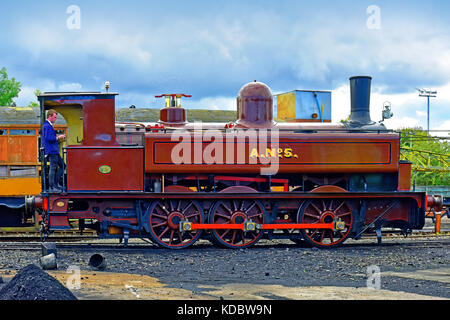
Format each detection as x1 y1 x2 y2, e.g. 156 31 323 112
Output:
437 121 450 131
115 90 236 112
383 117 421 130
329 79 450 131
189 96 236 110
58 82 83 92
16 86 37 106
16 81 83 106
416 111 427 117
11 8 450 93
16 22 152 69
284 19 450 93
1 0 448 131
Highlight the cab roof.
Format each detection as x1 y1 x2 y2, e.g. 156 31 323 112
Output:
38 92 119 109
39 92 118 96
38 92 118 101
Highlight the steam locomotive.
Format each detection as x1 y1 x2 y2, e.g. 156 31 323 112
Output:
29 76 443 248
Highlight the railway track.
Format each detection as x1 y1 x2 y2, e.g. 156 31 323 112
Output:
0 235 448 252
0 221 448 252
1 215 447 241
0 239 203 250
0 235 98 242
0 227 447 241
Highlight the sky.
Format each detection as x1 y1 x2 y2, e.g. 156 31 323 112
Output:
1 0 449 133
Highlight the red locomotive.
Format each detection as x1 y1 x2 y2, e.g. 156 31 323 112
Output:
30 76 443 248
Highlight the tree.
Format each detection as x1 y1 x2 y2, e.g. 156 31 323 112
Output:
399 128 450 186
0 67 21 106
28 89 41 108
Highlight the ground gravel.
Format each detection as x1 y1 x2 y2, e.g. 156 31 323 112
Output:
0 236 448 299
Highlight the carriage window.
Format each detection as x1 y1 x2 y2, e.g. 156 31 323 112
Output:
0 129 6 135
9 129 35 135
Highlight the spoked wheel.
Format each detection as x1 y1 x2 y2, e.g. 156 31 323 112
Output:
297 199 353 248
147 199 204 249
209 199 265 249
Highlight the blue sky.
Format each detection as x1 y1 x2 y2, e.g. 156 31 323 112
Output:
1 0 449 132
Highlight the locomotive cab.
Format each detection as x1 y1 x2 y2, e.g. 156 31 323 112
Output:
38 92 144 193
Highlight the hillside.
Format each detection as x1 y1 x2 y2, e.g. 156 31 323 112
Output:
115 108 236 122
0 107 236 124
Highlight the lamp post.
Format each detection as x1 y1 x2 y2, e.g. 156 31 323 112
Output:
416 88 437 135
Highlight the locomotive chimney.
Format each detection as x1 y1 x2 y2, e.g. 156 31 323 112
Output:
348 76 374 126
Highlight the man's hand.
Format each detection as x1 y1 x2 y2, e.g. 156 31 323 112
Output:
57 134 66 141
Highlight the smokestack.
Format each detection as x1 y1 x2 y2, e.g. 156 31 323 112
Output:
349 76 374 126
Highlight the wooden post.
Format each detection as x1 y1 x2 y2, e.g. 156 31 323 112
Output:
435 212 441 235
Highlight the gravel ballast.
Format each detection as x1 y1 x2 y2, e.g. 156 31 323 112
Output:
0 236 448 299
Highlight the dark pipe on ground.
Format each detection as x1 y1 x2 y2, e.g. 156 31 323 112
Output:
89 254 106 270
